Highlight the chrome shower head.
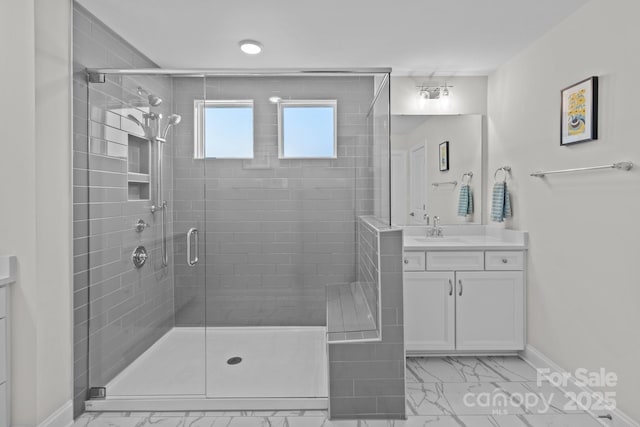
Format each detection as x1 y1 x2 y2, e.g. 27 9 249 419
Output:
137 86 162 107
160 114 182 139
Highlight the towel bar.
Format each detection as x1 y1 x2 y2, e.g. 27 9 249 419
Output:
530 161 633 177
432 180 458 187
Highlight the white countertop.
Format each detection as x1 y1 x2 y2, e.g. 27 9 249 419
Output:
0 256 17 287
402 225 527 251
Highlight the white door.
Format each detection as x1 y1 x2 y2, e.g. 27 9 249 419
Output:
455 271 525 351
408 143 427 224
391 150 408 225
404 271 455 352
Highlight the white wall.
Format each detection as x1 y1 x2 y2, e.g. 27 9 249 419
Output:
487 0 640 421
0 0 73 425
391 76 487 115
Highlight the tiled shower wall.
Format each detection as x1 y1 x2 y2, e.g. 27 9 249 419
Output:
171 76 375 326
73 4 175 416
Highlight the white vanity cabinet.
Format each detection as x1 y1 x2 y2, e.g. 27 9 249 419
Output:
404 250 525 354
404 272 455 351
455 271 524 351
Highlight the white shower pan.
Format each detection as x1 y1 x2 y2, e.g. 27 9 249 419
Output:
85 326 328 412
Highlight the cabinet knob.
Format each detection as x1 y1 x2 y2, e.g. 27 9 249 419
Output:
404 259 409 264
502 258 508 264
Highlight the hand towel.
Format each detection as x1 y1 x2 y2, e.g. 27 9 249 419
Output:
491 181 512 222
457 184 474 216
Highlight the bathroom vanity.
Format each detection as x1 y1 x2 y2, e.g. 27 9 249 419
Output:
402 226 527 355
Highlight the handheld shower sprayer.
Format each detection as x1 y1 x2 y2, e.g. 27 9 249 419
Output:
137 86 163 106
160 114 182 140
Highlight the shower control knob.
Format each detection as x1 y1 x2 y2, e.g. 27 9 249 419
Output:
132 246 148 268
135 219 150 232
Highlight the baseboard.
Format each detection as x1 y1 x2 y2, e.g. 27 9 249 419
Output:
521 345 639 427
23 400 74 427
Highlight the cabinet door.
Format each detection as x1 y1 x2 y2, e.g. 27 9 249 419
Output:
455 271 524 351
404 271 455 352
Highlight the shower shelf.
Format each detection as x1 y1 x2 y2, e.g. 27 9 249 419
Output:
127 134 150 200
127 172 150 183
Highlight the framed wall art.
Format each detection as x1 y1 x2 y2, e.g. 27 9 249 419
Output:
561 76 598 145
439 141 449 171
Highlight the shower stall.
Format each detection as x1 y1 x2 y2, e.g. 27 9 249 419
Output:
76 69 391 411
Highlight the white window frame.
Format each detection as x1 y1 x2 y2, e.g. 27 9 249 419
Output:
277 99 338 159
194 99 254 159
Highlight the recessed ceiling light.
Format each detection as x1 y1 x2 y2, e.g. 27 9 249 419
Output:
239 39 263 55
269 96 281 103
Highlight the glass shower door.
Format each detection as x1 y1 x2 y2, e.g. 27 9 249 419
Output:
85 73 208 400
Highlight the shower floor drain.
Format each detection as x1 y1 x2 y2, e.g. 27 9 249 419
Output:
227 356 242 365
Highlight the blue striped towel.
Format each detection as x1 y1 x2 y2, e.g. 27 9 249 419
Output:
491 181 512 222
457 184 473 216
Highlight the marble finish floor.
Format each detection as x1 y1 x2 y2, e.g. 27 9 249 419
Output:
76 357 605 427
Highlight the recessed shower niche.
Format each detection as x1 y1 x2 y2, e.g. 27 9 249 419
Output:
127 134 150 200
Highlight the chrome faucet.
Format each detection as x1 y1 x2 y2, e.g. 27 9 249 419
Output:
427 216 444 237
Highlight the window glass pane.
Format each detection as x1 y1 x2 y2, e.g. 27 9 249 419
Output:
204 104 253 158
281 104 336 158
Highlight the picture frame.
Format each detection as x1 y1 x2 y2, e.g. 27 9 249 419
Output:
439 141 449 171
561 76 598 145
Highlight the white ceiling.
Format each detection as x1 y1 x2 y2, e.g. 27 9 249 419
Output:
77 0 589 75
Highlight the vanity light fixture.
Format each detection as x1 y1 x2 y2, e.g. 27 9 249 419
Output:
239 39 263 55
416 82 454 101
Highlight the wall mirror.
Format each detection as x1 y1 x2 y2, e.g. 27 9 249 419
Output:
390 114 483 225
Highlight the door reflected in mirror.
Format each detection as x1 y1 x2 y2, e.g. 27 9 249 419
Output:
390 114 483 225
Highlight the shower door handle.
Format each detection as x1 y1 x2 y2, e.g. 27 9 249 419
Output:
187 227 199 267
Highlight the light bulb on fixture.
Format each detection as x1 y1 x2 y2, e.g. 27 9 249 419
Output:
239 39 263 55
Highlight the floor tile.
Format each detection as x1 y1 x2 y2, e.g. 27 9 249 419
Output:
480 357 539 382
138 415 186 427
406 383 455 416
401 415 499 426
182 416 233 427
407 357 508 383
520 413 604 427
72 416 147 427
496 382 586 415
283 416 328 427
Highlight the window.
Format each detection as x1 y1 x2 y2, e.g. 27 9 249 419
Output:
278 100 337 159
194 100 254 159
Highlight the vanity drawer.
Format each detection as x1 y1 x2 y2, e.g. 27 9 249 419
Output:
403 251 426 271
427 251 484 271
485 251 524 270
